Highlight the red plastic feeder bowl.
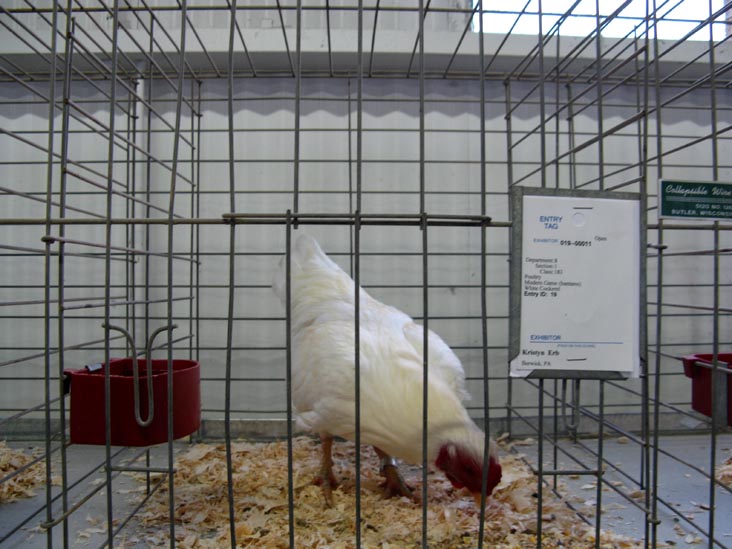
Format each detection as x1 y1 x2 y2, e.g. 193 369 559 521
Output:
65 358 200 446
681 353 732 426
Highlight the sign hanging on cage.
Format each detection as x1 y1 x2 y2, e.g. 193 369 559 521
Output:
509 188 642 379
659 179 732 220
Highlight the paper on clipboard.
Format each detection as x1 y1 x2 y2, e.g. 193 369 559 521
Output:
510 193 640 378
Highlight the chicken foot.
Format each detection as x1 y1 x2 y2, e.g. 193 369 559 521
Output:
313 433 338 507
374 447 414 500
313 437 413 505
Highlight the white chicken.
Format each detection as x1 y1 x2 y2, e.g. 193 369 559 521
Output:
272 234 502 507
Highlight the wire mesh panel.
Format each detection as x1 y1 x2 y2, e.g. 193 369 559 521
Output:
0 1 731 548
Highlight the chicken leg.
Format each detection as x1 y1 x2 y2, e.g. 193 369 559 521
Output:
313 433 338 507
374 447 414 500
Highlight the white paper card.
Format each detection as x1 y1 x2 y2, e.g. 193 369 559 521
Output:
510 194 640 378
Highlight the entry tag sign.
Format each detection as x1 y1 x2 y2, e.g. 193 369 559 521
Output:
510 191 641 378
659 179 732 220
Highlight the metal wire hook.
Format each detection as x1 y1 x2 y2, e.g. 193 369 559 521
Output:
146 324 179 367
102 323 177 428
103 323 153 428
561 378 581 433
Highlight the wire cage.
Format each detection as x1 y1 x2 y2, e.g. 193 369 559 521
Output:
0 1 731 548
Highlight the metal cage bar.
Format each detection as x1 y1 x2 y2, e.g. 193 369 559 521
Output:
0 1 731 548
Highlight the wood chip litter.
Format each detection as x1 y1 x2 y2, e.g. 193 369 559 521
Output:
0 440 55 503
122 437 642 549
717 454 732 487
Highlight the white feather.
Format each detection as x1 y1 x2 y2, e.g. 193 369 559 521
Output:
273 234 482 466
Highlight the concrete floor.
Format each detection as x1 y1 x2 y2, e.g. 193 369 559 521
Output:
1 443 181 549
516 433 732 547
1 434 731 548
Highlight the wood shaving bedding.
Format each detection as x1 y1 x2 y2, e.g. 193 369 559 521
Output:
127 437 641 549
0 440 52 503
718 453 732 487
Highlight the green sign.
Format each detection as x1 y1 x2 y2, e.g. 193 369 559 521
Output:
659 179 732 220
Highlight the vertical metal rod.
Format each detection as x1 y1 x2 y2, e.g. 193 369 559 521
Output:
571 381 582 439
707 3 721 545
552 381 559 489
708 221 720 549
224 1 238 546
325 0 333 76
195 81 202 366
592 7 605 546
165 2 190 546
284 211 296 549
650 248 664 549
289 2 303 542
638 6 652 549
368 0 382 78
126 76 137 350
354 2 364 546
144 13 155 363
650 1 665 545
144 11 156 497
354 213 362 548
504 79 514 438
187 76 195 361
42 2 60 547
275 0 295 76
356 5 363 219
538 0 547 189
537 4 546 541
594 0 605 190
536 378 545 549
347 79 354 276
56 8 75 546
553 29 562 190
418 0 426 214
478 228 493 541
477 2 491 546
420 214 429 549
594 380 605 549
293 0 302 220
477 0 486 216
102 1 123 545
132 78 142 344
125 80 132 347
417 1 429 546
566 83 577 190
